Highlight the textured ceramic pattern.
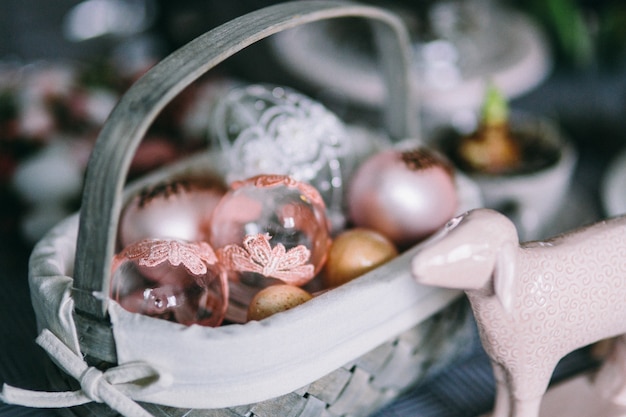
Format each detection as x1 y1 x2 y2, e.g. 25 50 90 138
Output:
412 208 626 417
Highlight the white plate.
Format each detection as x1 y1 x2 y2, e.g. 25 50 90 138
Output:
270 9 551 115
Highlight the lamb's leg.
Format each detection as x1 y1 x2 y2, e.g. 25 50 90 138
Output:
492 363 512 417
508 362 552 417
594 335 626 405
490 363 543 417
510 396 543 417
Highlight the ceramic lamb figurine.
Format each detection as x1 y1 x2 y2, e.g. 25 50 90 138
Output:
411 208 626 417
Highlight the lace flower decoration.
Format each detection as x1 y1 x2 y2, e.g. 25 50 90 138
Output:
120 239 218 276
219 233 315 286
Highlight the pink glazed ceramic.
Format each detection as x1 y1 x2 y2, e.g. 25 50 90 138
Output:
411 208 626 417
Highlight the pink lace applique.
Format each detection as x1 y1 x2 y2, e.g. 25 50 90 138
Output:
123 239 218 276
253 174 297 188
219 233 315 285
231 174 325 207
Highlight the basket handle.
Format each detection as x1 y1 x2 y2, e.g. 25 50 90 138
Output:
72 0 417 361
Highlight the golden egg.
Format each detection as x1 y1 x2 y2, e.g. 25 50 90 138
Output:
322 228 398 288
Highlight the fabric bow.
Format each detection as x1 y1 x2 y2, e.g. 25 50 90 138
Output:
0 329 169 417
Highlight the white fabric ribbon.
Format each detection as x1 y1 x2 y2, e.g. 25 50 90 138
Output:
0 329 168 417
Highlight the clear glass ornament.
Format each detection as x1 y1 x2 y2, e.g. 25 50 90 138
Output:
210 174 331 287
110 238 228 327
208 83 354 230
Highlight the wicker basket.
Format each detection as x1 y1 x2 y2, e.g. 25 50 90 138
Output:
2 2 479 416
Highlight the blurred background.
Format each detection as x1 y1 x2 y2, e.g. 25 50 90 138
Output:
1 0 626 416
2 0 626 243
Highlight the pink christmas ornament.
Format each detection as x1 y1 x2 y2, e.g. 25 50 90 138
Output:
347 147 458 247
118 176 226 248
209 174 331 284
110 238 228 327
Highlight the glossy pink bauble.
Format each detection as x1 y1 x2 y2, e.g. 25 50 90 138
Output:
118 176 226 248
110 238 228 327
347 148 458 247
210 174 331 285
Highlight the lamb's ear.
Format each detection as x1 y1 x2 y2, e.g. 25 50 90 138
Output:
493 241 517 313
